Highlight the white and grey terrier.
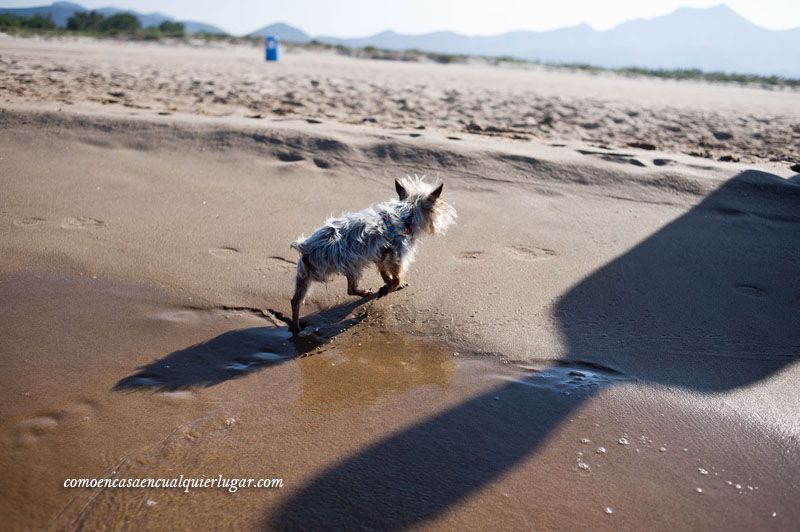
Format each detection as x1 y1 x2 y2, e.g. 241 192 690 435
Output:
289 176 457 333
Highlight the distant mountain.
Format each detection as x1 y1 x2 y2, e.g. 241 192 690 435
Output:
0 0 82 25
314 5 800 77
180 21 225 35
0 1 227 34
4 4 798 76
248 22 310 43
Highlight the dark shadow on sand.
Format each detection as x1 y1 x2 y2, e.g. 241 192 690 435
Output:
114 295 377 391
268 170 800 529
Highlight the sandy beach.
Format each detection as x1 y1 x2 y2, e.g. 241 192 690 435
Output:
1 36 799 530
2 36 800 164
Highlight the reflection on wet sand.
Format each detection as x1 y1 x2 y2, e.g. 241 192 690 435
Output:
297 331 456 411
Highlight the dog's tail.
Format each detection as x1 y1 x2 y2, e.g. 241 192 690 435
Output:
290 236 306 255
290 237 315 280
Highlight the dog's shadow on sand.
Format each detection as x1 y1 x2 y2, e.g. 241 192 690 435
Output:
266 170 800 529
114 296 377 392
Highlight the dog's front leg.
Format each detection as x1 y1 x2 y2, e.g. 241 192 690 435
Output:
388 264 407 291
377 261 393 285
346 271 372 298
377 259 408 296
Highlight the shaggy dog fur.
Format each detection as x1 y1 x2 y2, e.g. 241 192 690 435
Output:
289 176 457 332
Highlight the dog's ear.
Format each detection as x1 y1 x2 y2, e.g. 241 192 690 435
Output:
427 183 443 202
395 179 408 200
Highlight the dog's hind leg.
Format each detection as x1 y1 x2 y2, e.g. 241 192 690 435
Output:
290 268 311 333
346 270 372 298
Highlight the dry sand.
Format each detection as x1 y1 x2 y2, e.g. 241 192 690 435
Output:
2 35 800 164
1 36 799 530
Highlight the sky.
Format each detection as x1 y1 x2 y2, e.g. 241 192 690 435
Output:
2 0 799 36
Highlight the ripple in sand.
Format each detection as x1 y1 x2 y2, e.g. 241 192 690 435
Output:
226 352 285 372
157 390 195 401
155 310 204 323
225 362 252 372
249 352 284 362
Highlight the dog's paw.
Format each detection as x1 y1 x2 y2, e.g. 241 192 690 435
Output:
377 283 408 298
298 327 320 337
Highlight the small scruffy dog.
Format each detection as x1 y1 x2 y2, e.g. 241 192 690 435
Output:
289 176 457 332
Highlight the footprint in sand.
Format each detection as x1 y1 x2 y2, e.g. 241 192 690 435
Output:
576 149 646 168
15 413 63 445
505 245 556 261
276 151 305 162
733 284 766 297
14 398 102 446
457 250 487 262
209 246 239 259
12 216 46 228
500 364 623 395
61 216 105 230
653 158 676 167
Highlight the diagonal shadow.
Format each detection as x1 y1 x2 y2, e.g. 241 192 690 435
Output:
114 295 377 391
269 170 800 529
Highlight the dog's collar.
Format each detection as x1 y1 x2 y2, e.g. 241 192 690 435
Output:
383 214 413 241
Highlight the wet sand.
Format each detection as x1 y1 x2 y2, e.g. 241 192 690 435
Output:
2 270 797 530
1 36 799 531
